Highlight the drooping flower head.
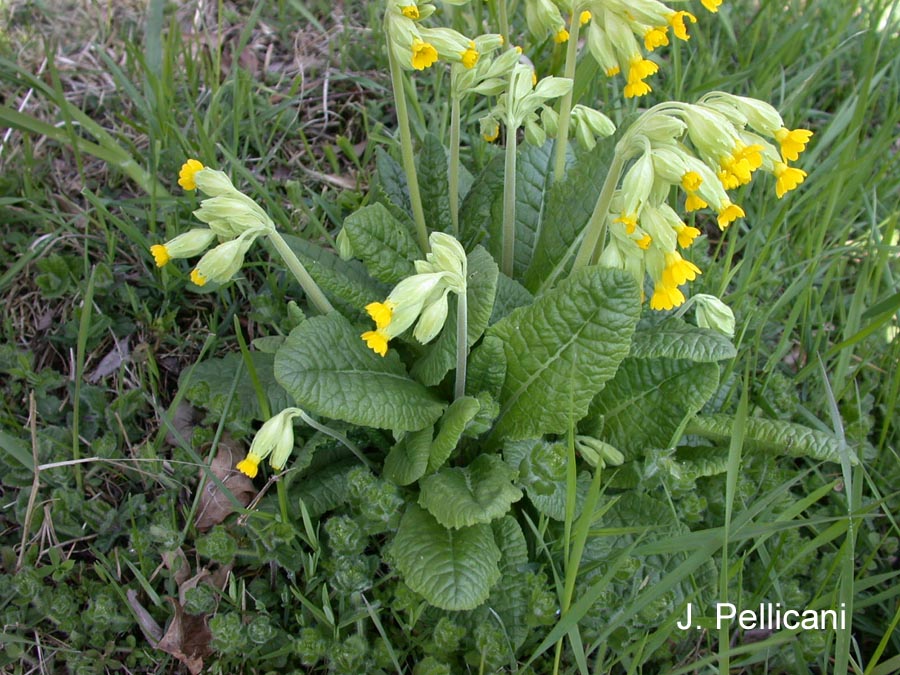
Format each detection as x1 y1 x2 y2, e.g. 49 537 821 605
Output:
236 407 305 478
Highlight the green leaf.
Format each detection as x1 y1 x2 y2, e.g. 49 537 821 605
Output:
275 313 446 432
582 358 720 459
685 415 858 465
513 440 589 521
418 455 522 529
427 396 482 472
279 234 388 312
383 427 433 486
293 457 357 519
181 352 291 422
489 274 533 325
524 143 612 293
460 142 554 278
482 516 531 649
466 335 507 399
487 267 641 442
411 246 499 386
374 147 412 223
342 203 418 285
629 317 736 362
418 133 453 234
391 504 501 611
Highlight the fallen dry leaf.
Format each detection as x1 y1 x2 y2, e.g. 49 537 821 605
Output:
195 436 256 532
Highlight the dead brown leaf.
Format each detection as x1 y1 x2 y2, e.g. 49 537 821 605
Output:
195 436 257 531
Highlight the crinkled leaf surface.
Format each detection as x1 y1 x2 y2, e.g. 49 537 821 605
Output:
342 203 418 285
583 358 720 459
629 317 736 362
411 246 498 386
275 313 445 432
383 427 433 486
419 454 522 529
466 335 507 399
391 504 501 611
427 396 481 472
374 147 412 223
489 274 533 325
487 266 640 442
524 142 612 293
481 516 531 649
686 415 858 465
418 133 453 234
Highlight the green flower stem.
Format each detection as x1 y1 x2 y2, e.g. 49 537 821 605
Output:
267 229 335 315
496 0 510 47
388 47 430 254
449 96 462 237
552 15 582 183
571 150 627 271
454 289 468 400
501 123 518 277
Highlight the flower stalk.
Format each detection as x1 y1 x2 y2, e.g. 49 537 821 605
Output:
449 96 462 237
571 149 627 270
267 229 335 314
501 118 518 276
552 12 582 182
454 289 468 400
388 44 431 254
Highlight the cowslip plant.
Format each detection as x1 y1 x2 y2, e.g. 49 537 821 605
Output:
152 0 857 669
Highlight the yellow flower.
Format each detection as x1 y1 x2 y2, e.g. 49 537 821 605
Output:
361 330 389 357
150 245 171 267
236 455 261 478
554 28 569 43
662 251 702 286
685 192 708 212
400 4 419 19
701 0 722 11
650 283 686 310
681 171 703 192
625 79 652 98
614 213 639 234
644 27 669 51
717 201 745 229
190 269 207 286
580 10 592 25
365 301 395 330
774 127 813 162
636 234 653 250
628 56 659 81
774 162 807 198
461 42 479 69
178 159 204 191
411 38 438 70
668 11 697 40
605 65 621 77
675 224 702 248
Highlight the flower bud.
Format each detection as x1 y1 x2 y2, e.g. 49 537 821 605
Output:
150 228 217 267
575 435 625 468
193 169 240 197
693 294 735 336
413 288 451 343
524 115 547 146
236 407 304 477
336 228 355 260
190 229 261 286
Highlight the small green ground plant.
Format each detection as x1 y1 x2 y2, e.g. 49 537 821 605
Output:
1 0 899 673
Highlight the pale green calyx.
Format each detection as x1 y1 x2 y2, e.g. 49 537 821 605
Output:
693 294 735 336
575 435 625 468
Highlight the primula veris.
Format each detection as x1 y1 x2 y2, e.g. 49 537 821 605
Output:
554 28 569 43
662 251 702 286
693 294 735 336
644 27 669 51
149 229 217 268
236 408 304 477
701 0 722 11
717 202 745 229
668 11 697 40
461 42 479 68
774 162 807 198
775 127 814 162
178 159 204 191
411 38 438 69
400 4 419 19
675 223 701 248
579 10 592 25
650 283 686 311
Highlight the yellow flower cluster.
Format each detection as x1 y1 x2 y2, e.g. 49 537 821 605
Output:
386 2 483 72
581 0 721 98
598 94 812 310
150 160 273 287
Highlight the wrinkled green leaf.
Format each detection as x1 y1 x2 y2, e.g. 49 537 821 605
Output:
488 267 641 442
275 313 445 432
629 317 736 362
391 504 501 611
489 274 533 325
427 396 481 472
482 516 531 649
418 133 453 234
582 358 720 459
411 246 498 386
686 415 858 465
342 203 418 284
374 147 412 223
466 335 507 399
419 455 522 529
383 427 433 486
524 143 612 293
